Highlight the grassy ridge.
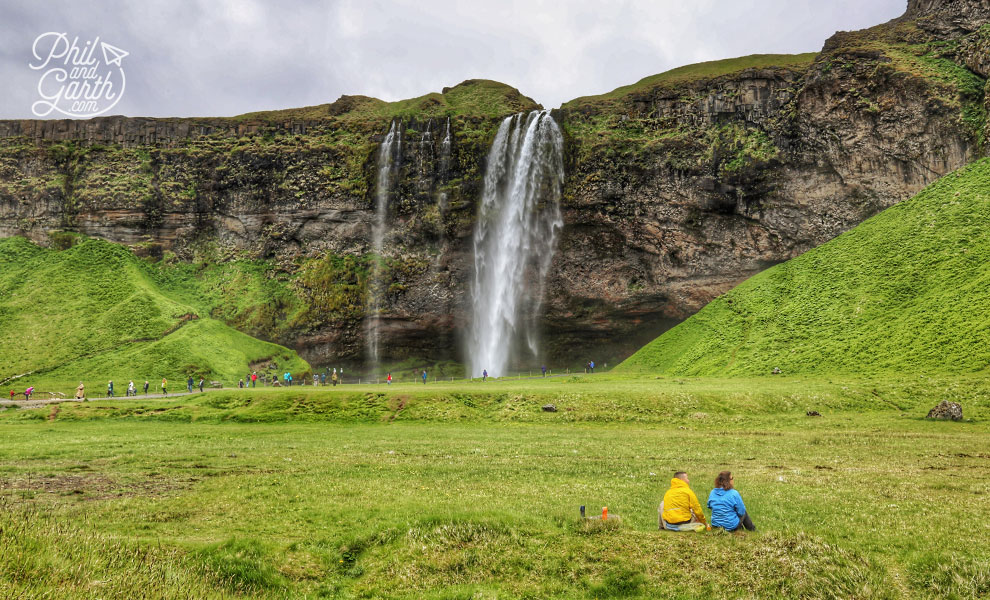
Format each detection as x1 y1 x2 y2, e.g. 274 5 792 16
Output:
7 373 990 424
563 53 817 110
0 236 309 393
619 159 990 376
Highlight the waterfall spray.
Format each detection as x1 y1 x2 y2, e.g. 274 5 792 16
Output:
468 110 564 378
367 119 402 368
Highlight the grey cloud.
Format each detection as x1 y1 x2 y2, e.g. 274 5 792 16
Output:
0 0 906 119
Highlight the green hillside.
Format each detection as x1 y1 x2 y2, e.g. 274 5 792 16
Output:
618 158 990 376
0 236 309 394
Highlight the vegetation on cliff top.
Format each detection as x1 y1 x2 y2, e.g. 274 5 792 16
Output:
0 236 309 392
235 79 539 125
619 158 990 376
562 53 818 111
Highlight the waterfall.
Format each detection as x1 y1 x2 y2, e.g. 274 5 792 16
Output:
366 119 402 368
437 117 453 213
440 117 452 177
467 110 564 378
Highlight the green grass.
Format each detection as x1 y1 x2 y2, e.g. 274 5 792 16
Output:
0 375 987 598
619 159 990 376
0 236 309 395
562 53 817 111
235 79 539 125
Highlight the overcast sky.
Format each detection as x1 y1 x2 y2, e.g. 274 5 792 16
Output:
0 0 907 119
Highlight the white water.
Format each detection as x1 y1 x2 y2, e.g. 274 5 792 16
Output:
366 119 402 367
468 110 564 377
440 117 452 176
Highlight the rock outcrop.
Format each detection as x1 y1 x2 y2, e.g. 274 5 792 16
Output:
0 3 986 371
926 400 964 420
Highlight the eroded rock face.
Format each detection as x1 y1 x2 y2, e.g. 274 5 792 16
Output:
0 3 986 370
905 0 990 36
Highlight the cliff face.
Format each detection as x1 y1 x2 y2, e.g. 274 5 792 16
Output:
0 3 987 371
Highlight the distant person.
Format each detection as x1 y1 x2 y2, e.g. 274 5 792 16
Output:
127 380 135 396
288 372 293 386
186 376 193 393
339 368 344 384
659 471 709 531
482 369 487 382
10 389 15 400
708 471 756 532
143 380 149 395
251 372 258 387
238 379 244 388
313 373 318 386
541 365 547 378
199 377 205 392
386 372 392 385
590 361 595 373
421 370 428 385
75 382 85 400
107 380 114 398
332 369 338 386
24 387 34 401
161 378 168 396
320 372 326 386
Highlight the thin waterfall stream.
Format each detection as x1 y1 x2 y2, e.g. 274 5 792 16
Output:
366 119 402 369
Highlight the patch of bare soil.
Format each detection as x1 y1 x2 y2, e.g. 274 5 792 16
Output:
0 473 192 503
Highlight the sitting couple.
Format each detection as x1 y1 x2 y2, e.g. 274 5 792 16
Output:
659 470 756 532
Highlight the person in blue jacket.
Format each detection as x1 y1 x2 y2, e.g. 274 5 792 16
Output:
707 471 756 532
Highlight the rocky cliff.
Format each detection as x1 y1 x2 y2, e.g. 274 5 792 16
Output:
0 1 987 371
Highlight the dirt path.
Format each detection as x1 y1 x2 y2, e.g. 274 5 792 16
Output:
0 389 210 409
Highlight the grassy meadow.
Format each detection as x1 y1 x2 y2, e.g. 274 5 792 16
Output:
1 375 988 599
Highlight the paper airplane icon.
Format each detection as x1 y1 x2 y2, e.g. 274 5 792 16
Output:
101 42 128 66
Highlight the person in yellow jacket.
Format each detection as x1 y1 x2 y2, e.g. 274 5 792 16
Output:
659 471 709 531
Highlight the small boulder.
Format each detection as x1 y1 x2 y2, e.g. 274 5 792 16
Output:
927 401 963 421
806 410 822 417
542 404 557 413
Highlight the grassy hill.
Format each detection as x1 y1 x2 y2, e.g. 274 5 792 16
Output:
618 158 990 376
0 236 309 394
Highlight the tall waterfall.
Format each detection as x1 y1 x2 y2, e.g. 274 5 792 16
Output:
366 119 402 368
468 110 564 377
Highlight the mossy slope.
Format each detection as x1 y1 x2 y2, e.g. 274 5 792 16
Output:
0 237 308 391
619 158 990 376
